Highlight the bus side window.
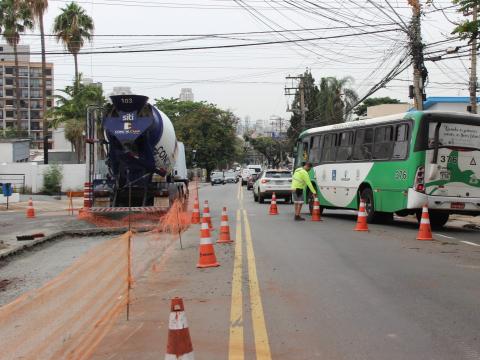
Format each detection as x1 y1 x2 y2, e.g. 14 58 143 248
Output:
295 141 304 168
373 125 394 160
309 135 322 165
392 124 410 159
302 138 310 163
336 131 353 161
353 128 373 160
322 133 337 162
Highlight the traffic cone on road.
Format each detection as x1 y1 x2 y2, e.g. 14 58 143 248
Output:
26 198 35 219
165 297 195 360
191 197 200 224
269 192 279 215
197 217 219 268
217 207 233 244
354 199 369 231
416 204 433 240
311 198 322 221
202 200 213 230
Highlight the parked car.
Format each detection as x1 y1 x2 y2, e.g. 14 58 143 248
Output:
246 172 259 190
211 172 225 185
253 169 292 203
241 169 251 185
224 171 237 184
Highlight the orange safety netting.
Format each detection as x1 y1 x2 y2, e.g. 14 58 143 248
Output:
0 232 131 360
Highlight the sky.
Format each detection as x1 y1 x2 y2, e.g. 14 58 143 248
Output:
18 0 470 122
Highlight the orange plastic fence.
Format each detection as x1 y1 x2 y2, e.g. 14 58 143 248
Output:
0 232 131 360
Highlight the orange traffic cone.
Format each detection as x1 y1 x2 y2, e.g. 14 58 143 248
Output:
417 204 433 240
311 198 322 221
269 192 279 215
191 197 200 224
197 217 219 268
202 200 213 230
26 198 35 218
354 199 369 231
165 297 195 360
217 207 233 243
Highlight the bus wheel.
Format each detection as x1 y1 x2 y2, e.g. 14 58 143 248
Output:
416 210 449 229
360 187 377 223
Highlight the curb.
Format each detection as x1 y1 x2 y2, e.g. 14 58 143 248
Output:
0 226 154 260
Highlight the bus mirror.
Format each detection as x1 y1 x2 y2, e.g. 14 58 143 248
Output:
293 146 297 153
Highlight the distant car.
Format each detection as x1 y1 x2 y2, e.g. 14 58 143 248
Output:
224 172 236 184
247 165 262 175
211 172 225 186
253 170 292 203
247 173 259 190
241 169 251 185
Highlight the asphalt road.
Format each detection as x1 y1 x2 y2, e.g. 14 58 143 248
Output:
92 182 480 360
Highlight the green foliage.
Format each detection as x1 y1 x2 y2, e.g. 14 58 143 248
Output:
0 0 34 130
247 136 289 168
0 0 33 47
49 75 106 162
155 98 240 174
53 2 94 85
0 128 29 139
452 0 480 40
287 72 358 145
354 97 401 117
42 165 63 195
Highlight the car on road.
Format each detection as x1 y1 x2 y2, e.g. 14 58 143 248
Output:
246 172 260 190
253 169 292 203
247 164 262 175
224 171 237 184
241 169 251 185
211 172 225 186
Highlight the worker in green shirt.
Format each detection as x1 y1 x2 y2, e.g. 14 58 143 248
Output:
291 162 317 221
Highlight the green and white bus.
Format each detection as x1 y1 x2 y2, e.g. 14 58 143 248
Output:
294 111 480 227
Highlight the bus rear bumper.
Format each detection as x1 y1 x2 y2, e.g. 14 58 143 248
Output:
407 189 480 212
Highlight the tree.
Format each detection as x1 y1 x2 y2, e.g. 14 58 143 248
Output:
287 70 319 145
247 136 289 168
0 0 33 131
353 97 401 117
52 2 94 92
316 76 358 126
49 76 105 162
28 0 49 163
452 0 480 40
155 98 240 177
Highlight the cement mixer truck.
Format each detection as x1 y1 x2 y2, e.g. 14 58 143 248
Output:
91 95 187 210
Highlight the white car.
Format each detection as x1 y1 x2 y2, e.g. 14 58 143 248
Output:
224 171 237 183
253 170 292 203
241 169 251 185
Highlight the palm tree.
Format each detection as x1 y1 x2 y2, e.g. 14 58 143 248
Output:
28 0 49 163
317 77 358 125
0 0 33 131
52 2 94 92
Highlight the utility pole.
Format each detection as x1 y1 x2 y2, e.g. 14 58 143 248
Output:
408 0 427 110
285 74 307 130
470 4 478 113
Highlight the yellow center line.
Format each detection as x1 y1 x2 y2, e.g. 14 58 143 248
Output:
228 210 244 360
243 209 272 359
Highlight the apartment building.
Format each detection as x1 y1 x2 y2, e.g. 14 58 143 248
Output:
0 44 54 149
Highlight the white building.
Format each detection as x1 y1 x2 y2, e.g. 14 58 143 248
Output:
179 88 194 102
0 139 30 163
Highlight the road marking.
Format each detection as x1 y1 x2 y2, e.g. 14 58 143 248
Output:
461 241 480 247
243 210 272 360
228 210 244 360
435 233 456 240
